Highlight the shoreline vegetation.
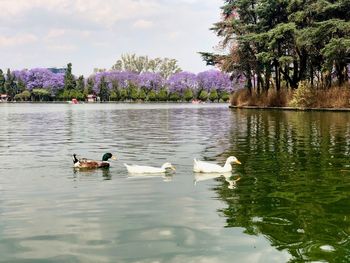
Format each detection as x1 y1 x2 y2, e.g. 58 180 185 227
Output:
201 1 350 110
0 54 234 103
230 83 350 109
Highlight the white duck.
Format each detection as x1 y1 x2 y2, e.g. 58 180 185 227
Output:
124 162 176 174
193 156 241 173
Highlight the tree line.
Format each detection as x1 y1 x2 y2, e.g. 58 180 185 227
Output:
0 55 235 102
201 0 350 94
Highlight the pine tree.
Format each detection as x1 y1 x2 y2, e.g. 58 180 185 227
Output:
64 63 76 90
0 69 5 94
4 69 17 99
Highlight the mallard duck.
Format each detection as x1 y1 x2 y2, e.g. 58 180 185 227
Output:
124 162 176 174
73 153 117 169
193 156 241 173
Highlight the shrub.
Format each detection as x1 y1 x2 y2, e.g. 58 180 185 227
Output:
169 92 181 101
119 89 128 101
14 90 31 101
313 86 350 108
157 88 168 101
289 81 315 108
148 90 157 101
198 90 208 101
138 89 147 101
110 91 118 101
209 90 218 102
32 88 51 101
230 89 265 106
183 88 194 102
220 91 230 102
127 85 139 101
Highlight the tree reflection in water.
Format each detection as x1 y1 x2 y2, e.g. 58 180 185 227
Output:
215 109 350 262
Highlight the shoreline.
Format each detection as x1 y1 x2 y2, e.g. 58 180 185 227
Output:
229 105 350 112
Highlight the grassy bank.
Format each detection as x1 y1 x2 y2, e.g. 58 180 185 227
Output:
230 83 350 109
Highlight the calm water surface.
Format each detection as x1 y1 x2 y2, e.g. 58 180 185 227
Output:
0 103 350 262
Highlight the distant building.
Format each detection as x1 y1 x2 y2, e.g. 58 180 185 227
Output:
87 94 97 102
47 68 66 74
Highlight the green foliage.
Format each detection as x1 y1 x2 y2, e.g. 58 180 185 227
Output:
204 0 350 101
0 69 5 94
289 81 316 108
84 78 94 96
127 84 139 101
110 91 119 101
98 76 110 101
14 90 31 101
71 90 85 100
157 88 168 101
138 89 147 101
4 69 17 99
17 79 26 93
209 90 219 102
64 63 76 90
148 90 157 101
183 88 194 102
198 90 209 101
58 89 84 101
32 88 51 101
76 75 85 93
220 91 230 102
321 38 350 85
119 89 128 101
169 92 181 102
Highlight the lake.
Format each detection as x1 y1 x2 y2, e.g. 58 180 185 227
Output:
0 103 349 262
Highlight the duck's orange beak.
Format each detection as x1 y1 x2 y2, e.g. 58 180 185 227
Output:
111 156 117 160
235 160 242 165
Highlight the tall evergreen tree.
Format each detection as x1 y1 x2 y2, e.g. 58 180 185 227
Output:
84 78 94 95
64 63 76 90
202 0 350 93
0 69 5 94
4 69 17 99
98 76 110 101
76 75 85 93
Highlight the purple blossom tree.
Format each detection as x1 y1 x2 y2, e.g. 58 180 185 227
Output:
167 71 197 94
196 70 233 92
13 68 64 94
92 71 140 93
138 72 164 91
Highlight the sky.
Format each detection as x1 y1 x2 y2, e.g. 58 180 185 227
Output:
0 0 222 77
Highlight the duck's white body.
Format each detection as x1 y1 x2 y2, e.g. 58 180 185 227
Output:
193 156 241 173
124 162 175 174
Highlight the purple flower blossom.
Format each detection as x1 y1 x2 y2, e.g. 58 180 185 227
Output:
92 71 140 93
13 68 64 93
167 71 197 94
196 70 233 92
138 72 164 91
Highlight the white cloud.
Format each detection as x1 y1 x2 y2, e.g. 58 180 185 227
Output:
168 31 182 40
46 43 76 52
1 0 161 26
133 19 154 29
0 34 38 47
46 29 66 39
0 0 222 76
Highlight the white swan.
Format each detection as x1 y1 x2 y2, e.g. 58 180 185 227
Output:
124 162 176 174
193 156 241 173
